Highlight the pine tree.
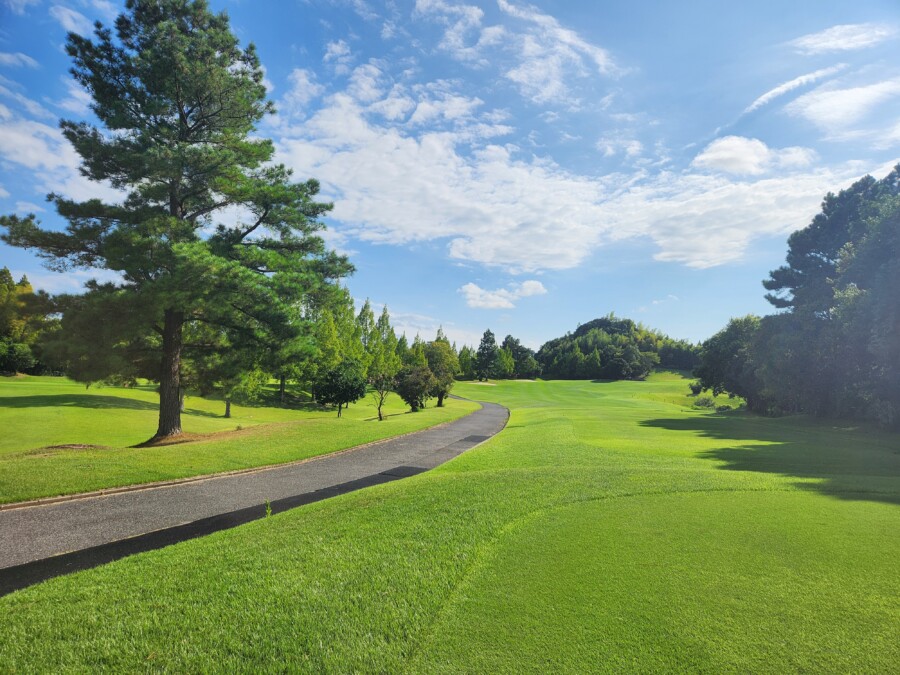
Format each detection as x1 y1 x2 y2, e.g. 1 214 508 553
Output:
0 1 352 441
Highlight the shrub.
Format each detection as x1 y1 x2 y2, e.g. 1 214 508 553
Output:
688 381 703 396
693 395 715 409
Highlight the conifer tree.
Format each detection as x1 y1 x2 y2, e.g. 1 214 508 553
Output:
0 1 352 441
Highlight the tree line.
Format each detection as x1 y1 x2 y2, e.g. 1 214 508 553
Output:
453 319 698 382
694 166 900 429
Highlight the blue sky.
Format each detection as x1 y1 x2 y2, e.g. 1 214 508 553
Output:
1 0 898 349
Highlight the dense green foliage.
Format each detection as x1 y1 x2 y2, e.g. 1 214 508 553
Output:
475 329 499 380
311 359 368 417
0 268 53 374
0 0 351 441
366 306 401 421
697 167 900 427
424 330 458 406
536 314 698 379
0 375 477 504
2 376 896 671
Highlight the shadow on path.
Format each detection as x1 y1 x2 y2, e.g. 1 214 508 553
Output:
640 413 900 506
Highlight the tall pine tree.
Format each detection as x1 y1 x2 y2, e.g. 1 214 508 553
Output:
0 0 352 441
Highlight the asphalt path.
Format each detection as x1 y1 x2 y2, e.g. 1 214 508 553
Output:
0 398 508 595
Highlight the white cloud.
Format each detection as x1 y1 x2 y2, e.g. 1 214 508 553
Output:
603 168 860 268
280 68 325 116
49 5 94 35
3 0 40 14
744 64 847 114
79 0 118 21
417 0 616 104
597 135 643 158
408 91 483 126
458 280 547 309
57 78 92 116
348 63 385 103
786 78 900 136
14 200 45 213
0 115 121 203
274 75 863 271
0 184 9 198
0 52 39 68
790 23 897 55
692 136 816 176
323 39 353 75
498 0 617 104
385 307 484 349
0 84 55 119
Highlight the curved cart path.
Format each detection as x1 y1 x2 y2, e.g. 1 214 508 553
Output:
0 399 508 595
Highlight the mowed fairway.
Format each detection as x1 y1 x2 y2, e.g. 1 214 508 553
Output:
0 376 477 504
1 374 898 671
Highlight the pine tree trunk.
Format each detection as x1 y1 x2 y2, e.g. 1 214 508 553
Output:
337 403 343 418
152 309 184 442
225 398 231 419
279 374 286 405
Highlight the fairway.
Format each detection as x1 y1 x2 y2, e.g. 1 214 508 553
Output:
1 373 897 671
0 376 478 504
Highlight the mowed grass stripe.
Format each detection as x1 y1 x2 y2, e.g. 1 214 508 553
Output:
0 374 897 671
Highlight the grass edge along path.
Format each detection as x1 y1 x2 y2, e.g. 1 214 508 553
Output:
0 376 479 505
0 374 897 671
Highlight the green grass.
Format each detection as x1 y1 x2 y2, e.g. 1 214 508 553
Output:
1 374 898 672
0 375 478 504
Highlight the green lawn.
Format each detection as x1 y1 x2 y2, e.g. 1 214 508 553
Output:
0 375 478 504
1 374 897 672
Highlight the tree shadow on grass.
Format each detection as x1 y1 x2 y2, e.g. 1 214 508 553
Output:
640 413 900 506
0 394 160 411
0 394 221 419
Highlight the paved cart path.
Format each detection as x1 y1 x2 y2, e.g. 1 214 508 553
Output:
0 399 508 594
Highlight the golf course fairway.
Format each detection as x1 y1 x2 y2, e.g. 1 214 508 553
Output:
1 373 897 672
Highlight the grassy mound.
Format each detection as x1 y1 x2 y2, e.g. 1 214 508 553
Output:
1 374 897 671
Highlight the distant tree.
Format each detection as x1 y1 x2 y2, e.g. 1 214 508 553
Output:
518 353 541 379
475 329 499 381
395 364 436 412
425 336 458 407
496 347 515 379
356 298 377 374
395 334 410 363
0 1 352 442
500 334 539 378
535 314 672 381
0 340 36 374
313 359 367 417
368 306 400 421
457 345 477 380
0 269 53 374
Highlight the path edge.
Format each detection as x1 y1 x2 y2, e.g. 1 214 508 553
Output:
0 400 484 512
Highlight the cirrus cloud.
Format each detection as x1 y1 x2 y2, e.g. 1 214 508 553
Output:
790 23 897 55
